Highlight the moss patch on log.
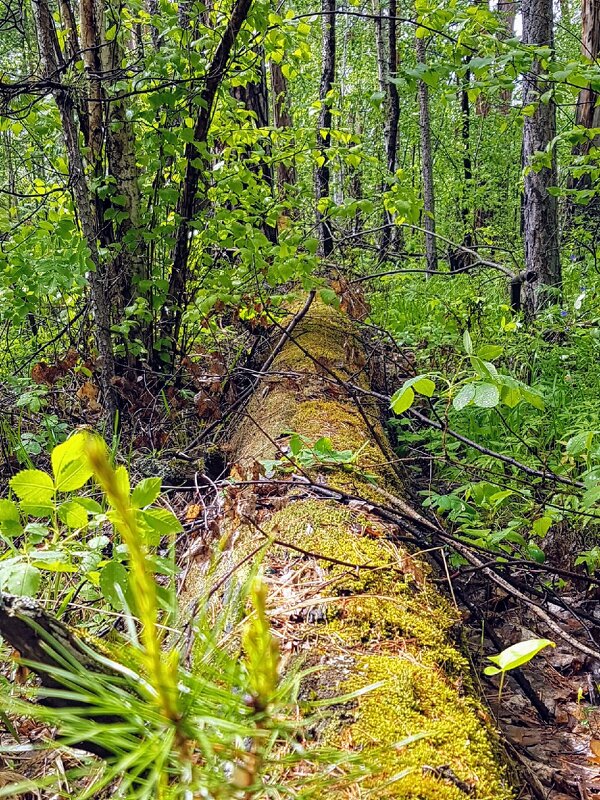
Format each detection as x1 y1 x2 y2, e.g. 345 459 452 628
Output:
192 297 513 799
266 499 510 799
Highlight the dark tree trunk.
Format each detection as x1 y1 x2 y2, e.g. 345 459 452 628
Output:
461 68 472 237
315 0 336 258
415 35 437 275
31 0 117 419
522 0 561 315
567 0 600 214
232 52 277 244
270 60 296 195
164 0 255 356
379 0 400 260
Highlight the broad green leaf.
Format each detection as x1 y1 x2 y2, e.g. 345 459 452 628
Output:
412 377 435 397
521 387 544 411
483 638 555 676
319 288 340 308
453 383 475 411
0 499 19 523
473 383 500 408
58 500 89 529
52 432 93 491
99 561 130 610
10 470 54 504
390 385 415 415
0 563 41 597
477 345 503 360
463 329 473 355
132 477 162 508
527 543 546 563
532 517 552 538
139 508 183 538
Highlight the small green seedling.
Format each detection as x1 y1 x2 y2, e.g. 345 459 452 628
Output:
484 637 555 704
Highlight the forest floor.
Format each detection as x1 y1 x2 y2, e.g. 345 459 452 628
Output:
1 296 600 799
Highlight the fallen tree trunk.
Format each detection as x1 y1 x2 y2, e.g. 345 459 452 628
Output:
183 297 513 799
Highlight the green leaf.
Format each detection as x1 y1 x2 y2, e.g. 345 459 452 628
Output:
319 288 340 308
139 508 183 538
0 563 41 597
473 383 500 408
453 383 475 411
412 377 435 397
390 385 415 415
0 499 20 523
52 432 93 492
99 561 130 610
132 477 162 508
483 638 555 676
463 329 473 355
57 500 89 529
527 543 546 563
477 345 503 360
10 470 54 504
532 517 552 538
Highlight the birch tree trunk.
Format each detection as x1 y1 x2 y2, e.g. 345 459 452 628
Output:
522 0 561 315
315 0 336 258
415 35 437 275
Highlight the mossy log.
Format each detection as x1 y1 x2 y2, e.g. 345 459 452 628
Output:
183 298 514 799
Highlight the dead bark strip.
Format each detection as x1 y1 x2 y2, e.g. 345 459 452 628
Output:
183 298 513 799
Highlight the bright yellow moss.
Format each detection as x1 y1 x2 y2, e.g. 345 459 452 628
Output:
265 499 512 799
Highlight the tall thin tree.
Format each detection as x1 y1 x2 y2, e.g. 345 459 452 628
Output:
315 0 336 258
522 0 561 314
567 0 600 215
415 34 437 275
379 0 400 260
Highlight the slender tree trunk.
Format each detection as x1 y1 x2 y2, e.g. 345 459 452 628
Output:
270 60 296 195
522 0 561 315
379 0 400 260
164 0 255 357
498 0 516 112
415 35 437 275
232 52 277 244
31 0 117 419
104 7 147 316
315 0 336 259
567 0 600 214
461 69 472 238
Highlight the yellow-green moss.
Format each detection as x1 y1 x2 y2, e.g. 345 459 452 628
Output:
196 298 512 799
265 499 511 799
340 654 510 799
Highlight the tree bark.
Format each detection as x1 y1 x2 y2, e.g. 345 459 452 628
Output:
164 0 255 355
415 35 438 275
270 60 297 195
566 0 600 215
181 297 513 798
31 0 117 420
522 0 561 315
315 0 336 259
379 0 400 260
